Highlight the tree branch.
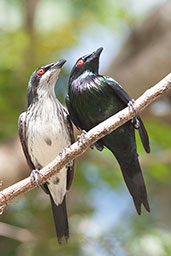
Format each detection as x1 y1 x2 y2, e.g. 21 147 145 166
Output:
0 73 171 210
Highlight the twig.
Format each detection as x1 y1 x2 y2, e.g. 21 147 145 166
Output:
0 222 37 242
0 73 171 207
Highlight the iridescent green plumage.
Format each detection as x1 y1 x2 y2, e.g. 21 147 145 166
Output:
66 47 150 214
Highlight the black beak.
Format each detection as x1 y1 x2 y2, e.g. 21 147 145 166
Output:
87 47 103 62
92 47 103 58
51 59 67 69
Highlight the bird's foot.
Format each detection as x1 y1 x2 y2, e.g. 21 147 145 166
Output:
128 100 140 129
59 147 67 157
66 160 74 169
128 99 137 114
77 130 87 145
90 142 104 151
90 145 94 150
30 169 43 187
131 117 140 129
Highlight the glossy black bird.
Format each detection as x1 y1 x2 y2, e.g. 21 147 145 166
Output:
66 47 150 215
18 59 75 244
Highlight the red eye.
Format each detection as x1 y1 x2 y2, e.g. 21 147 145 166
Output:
37 68 45 75
77 59 84 67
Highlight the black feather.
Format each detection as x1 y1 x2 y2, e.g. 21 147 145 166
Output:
67 48 151 214
119 156 150 214
50 195 69 244
137 117 151 153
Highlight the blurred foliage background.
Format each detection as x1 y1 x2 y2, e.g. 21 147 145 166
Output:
0 0 171 255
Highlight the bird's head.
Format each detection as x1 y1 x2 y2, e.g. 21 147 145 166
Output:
27 59 66 105
69 47 103 81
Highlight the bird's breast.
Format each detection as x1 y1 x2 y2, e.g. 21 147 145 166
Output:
70 81 121 129
26 101 70 168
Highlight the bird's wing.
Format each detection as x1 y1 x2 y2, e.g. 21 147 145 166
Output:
106 77 150 153
18 112 35 170
66 94 104 152
64 108 75 191
62 106 75 144
106 77 131 104
137 116 150 153
18 112 51 195
65 94 81 129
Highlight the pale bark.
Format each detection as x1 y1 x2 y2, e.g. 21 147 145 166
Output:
0 73 171 212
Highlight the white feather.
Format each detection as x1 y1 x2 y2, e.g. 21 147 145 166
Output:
26 77 71 206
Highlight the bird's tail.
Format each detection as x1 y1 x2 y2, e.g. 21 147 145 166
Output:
49 195 69 244
118 156 150 215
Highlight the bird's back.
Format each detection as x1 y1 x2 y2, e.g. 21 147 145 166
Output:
69 74 126 130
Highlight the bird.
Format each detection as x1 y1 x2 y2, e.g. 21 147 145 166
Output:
66 47 151 215
18 59 75 244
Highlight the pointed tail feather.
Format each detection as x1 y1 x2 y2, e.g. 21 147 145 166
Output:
49 195 69 244
119 158 150 215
